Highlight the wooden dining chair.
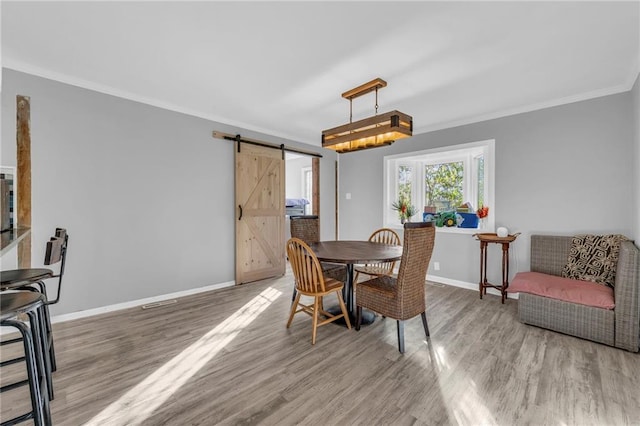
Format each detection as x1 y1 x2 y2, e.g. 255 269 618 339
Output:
353 228 401 284
355 222 436 353
286 238 351 344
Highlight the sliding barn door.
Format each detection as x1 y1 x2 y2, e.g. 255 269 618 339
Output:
235 142 285 284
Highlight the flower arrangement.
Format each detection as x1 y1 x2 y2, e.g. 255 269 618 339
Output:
392 198 417 222
477 205 489 218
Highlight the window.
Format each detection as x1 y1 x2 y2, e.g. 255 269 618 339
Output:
398 164 412 202
302 167 312 215
384 140 495 232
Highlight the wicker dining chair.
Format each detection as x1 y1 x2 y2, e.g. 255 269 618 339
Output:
355 222 436 353
289 215 346 295
286 238 351 344
353 228 401 284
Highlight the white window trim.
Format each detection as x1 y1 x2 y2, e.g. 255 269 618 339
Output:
383 139 495 234
302 166 312 215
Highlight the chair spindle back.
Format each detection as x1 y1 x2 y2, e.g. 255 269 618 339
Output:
368 228 401 274
286 238 326 294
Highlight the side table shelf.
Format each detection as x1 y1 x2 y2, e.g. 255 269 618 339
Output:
473 232 520 304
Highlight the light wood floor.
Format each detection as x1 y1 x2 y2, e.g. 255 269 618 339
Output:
2 270 639 426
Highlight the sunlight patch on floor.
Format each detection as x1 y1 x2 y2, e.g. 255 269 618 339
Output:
451 378 497 426
430 344 497 425
84 286 282 426
434 344 451 371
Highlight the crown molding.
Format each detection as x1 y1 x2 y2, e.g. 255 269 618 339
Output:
2 59 313 145
625 58 640 90
413 82 633 136
3 58 636 145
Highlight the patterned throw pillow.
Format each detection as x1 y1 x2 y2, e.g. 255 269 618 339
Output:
562 234 628 288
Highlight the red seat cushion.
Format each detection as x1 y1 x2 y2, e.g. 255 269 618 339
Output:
510 271 615 310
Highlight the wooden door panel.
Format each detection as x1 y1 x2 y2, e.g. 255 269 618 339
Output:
235 143 285 284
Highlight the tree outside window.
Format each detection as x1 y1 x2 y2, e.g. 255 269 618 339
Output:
424 162 463 212
476 155 485 208
398 165 412 205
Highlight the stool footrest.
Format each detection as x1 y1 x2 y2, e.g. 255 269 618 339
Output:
0 337 23 346
1 410 34 426
0 356 26 367
0 379 29 393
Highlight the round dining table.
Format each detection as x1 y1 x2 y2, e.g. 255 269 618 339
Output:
309 240 403 325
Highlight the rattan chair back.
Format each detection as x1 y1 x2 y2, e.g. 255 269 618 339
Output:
394 222 436 318
355 222 435 352
289 215 319 245
356 223 435 320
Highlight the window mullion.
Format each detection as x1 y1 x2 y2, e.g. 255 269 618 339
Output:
468 154 477 209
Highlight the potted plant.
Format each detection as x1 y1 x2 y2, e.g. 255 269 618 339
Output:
392 198 417 224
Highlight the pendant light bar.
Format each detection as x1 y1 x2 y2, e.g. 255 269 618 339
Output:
321 78 413 154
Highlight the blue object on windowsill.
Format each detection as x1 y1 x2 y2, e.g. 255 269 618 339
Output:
423 212 436 222
458 212 479 228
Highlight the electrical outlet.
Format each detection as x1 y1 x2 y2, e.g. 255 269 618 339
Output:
346 193 351 200
434 261 440 271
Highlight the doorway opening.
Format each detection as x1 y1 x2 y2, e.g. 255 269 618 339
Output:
285 153 319 243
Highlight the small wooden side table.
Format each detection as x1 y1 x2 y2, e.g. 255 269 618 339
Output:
473 232 520 304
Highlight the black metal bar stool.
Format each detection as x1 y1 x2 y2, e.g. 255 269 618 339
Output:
1 228 68 379
0 291 52 425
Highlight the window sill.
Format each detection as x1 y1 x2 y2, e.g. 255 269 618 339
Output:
386 223 494 235
434 226 494 235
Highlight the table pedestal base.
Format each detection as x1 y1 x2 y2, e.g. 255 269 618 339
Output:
325 306 376 328
325 263 378 327
326 305 375 327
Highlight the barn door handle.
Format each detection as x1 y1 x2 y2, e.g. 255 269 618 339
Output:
238 205 243 221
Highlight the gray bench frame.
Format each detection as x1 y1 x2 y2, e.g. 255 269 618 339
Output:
518 235 639 352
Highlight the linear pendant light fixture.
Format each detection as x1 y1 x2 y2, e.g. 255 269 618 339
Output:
321 78 413 153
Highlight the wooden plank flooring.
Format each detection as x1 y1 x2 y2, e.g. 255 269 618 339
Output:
2 271 639 425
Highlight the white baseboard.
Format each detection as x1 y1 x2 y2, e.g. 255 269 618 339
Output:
2 275 515 335
0 281 237 335
429 275 519 300
50 281 236 324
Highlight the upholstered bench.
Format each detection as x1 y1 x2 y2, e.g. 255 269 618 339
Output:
511 272 615 309
509 235 639 352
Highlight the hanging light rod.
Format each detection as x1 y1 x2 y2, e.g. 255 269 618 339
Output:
341 78 387 100
322 77 413 154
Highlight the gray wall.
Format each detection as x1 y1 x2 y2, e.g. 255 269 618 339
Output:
339 92 635 286
2 67 636 315
632 72 640 243
1 69 339 316
285 156 311 200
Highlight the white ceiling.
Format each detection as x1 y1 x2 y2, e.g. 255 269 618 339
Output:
2 1 639 147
